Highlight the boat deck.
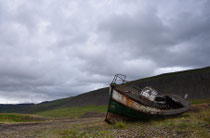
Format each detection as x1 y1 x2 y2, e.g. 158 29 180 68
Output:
114 84 159 107
113 84 190 112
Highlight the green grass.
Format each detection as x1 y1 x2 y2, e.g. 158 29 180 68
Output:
119 106 210 137
20 97 74 114
34 98 208 118
35 105 108 118
190 98 210 104
52 105 210 138
0 113 45 122
114 121 126 129
1 102 208 137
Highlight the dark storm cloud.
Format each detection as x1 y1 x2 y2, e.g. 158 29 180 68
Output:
98 0 210 68
0 0 209 103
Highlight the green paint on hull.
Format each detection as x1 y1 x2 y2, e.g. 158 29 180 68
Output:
108 99 154 120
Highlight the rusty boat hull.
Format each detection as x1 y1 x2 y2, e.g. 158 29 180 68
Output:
105 84 190 123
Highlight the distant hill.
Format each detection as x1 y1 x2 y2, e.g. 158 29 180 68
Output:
0 66 210 113
130 66 210 99
0 104 35 113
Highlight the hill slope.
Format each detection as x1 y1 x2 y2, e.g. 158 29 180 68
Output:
130 67 210 99
51 66 210 108
0 66 210 113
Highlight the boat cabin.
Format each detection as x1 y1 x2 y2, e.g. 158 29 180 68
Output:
140 86 158 101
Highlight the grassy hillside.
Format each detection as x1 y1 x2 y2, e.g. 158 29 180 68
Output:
0 97 73 113
24 99 210 118
130 66 210 99
0 87 109 114
0 99 209 121
0 66 209 114
0 104 35 113
0 113 45 122
35 105 107 118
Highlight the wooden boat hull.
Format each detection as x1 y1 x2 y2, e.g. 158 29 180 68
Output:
105 85 190 123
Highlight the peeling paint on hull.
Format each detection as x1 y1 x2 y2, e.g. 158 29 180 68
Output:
112 90 160 114
105 98 154 123
105 85 190 123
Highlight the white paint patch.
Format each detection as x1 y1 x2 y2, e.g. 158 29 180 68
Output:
112 90 160 114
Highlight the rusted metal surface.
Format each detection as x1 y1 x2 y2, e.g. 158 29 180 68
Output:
112 90 160 114
105 112 133 123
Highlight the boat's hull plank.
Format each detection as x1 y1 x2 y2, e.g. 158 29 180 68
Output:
107 98 154 120
105 112 133 123
112 90 160 114
105 85 190 123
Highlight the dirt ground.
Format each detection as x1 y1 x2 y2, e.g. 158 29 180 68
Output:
0 117 103 138
0 104 209 138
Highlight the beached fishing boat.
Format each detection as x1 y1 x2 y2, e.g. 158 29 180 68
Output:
105 74 190 123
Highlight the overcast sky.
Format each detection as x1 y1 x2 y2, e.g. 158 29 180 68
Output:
0 0 209 104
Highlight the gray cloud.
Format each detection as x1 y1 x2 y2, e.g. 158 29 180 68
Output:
0 0 209 103
98 0 210 68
